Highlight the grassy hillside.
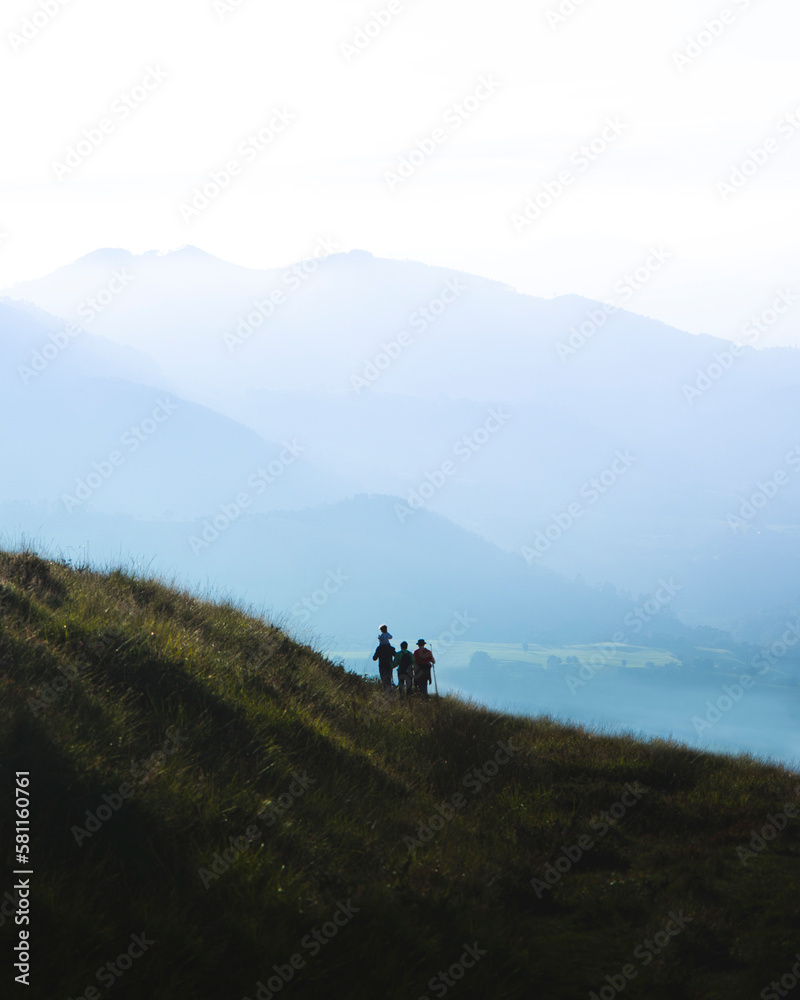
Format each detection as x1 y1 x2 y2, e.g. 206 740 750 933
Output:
1 549 799 1000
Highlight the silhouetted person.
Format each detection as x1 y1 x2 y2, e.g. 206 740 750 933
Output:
393 641 414 696
413 639 435 698
373 641 396 693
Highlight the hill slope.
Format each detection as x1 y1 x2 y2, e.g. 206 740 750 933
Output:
1 550 799 999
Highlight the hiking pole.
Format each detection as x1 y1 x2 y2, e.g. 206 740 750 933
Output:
431 645 439 696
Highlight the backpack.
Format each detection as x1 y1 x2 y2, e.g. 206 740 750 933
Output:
397 650 413 673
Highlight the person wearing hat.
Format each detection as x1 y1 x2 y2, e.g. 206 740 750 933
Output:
413 639 435 698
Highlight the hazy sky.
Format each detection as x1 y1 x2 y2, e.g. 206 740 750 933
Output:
2 0 799 338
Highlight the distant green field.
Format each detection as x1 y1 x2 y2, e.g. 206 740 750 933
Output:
328 640 686 674
692 645 750 670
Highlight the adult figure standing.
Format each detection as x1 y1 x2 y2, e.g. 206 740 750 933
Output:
393 641 415 696
373 640 396 693
413 639 435 698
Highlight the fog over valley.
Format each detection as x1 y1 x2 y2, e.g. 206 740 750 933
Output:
3 246 799 766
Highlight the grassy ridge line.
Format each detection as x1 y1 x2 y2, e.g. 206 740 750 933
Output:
0 549 799 1000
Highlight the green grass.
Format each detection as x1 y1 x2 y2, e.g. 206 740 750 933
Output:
1 549 799 999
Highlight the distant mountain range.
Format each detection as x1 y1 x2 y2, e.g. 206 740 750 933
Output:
4 247 800 644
